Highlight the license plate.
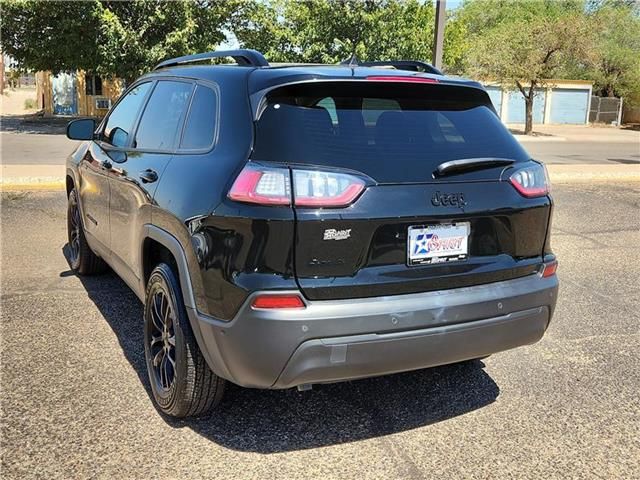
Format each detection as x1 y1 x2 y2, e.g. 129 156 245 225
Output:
407 222 470 265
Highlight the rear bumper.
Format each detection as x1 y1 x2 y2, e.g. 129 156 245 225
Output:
188 273 558 389
276 306 548 388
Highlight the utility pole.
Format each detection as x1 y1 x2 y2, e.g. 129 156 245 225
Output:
432 0 446 70
0 50 4 95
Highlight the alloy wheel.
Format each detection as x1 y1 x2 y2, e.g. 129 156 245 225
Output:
68 195 81 265
148 288 177 392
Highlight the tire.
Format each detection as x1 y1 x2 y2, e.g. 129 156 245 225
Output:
144 263 225 417
67 188 107 275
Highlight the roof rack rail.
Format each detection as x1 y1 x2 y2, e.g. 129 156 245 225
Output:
154 49 269 70
339 58 443 75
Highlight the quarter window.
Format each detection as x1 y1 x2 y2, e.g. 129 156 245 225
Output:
134 81 193 151
180 85 218 150
103 82 152 148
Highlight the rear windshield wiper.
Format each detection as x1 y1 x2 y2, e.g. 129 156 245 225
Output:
435 158 515 177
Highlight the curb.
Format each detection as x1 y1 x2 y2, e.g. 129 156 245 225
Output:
1 180 65 191
1 165 66 191
546 164 640 183
514 135 566 143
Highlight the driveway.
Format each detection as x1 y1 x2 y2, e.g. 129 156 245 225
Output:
1 182 638 479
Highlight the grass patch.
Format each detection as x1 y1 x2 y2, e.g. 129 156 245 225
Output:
24 98 37 109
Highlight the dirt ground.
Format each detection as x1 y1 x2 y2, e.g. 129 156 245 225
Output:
0 86 39 116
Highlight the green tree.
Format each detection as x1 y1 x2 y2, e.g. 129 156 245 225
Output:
586 4 640 104
465 0 588 134
0 1 101 73
1 0 236 82
233 0 466 70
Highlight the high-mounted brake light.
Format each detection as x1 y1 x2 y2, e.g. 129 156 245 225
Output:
251 294 306 309
228 164 366 208
366 75 439 84
509 163 550 198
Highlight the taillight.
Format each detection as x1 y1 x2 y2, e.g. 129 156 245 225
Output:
541 260 558 278
228 164 365 208
293 170 365 207
251 294 306 309
509 163 550 198
228 164 291 206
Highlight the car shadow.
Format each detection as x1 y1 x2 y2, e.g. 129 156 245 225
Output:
62 245 500 453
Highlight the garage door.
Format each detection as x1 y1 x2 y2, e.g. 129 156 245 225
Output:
550 88 589 124
485 86 503 117
506 90 546 124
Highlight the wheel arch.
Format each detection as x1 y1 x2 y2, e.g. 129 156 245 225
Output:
141 225 196 310
142 238 177 288
141 224 230 380
66 166 81 198
66 175 74 197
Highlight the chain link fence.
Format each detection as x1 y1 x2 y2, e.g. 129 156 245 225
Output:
589 96 622 124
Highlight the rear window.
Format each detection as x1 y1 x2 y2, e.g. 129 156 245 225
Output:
252 82 529 183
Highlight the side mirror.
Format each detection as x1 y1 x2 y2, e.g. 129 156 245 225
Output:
66 118 96 141
109 127 129 148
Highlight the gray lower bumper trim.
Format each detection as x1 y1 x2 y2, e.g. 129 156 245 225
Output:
191 273 558 388
274 306 549 388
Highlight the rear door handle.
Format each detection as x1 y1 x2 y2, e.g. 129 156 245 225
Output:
139 169 158 184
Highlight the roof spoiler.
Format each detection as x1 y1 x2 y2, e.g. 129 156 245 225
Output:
154 49 269 70
339 56 443 75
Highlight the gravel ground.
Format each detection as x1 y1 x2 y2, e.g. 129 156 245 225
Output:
1 183 639 479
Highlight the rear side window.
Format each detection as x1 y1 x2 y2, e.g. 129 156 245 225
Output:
103 82 152 148
180 85 218 150
252 82 530 183
134 80 193 151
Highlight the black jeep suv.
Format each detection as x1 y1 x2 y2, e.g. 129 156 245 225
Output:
66 49 558 417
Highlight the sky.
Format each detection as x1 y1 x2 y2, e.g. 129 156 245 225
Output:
446 0 465 9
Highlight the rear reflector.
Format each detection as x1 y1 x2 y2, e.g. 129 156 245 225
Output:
541 260 558 278
509 163 550 198
251 294 306 309
366 75 439 84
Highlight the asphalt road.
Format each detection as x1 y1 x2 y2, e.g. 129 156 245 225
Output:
0 132 78 166
1 183 639 479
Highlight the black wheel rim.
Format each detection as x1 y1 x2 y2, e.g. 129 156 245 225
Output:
69 196 81 265
148 288 176 392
